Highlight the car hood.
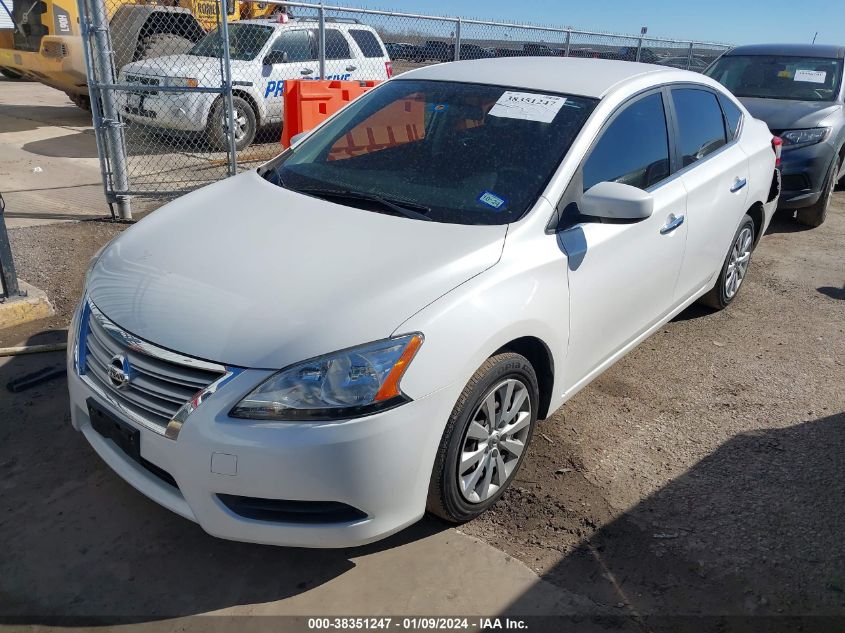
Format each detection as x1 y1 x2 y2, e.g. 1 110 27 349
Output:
88 171 507 369
120 54 250 79
738 97 843 131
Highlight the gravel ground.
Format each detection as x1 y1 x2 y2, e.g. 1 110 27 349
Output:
2 190 843 620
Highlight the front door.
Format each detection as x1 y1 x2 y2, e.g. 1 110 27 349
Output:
560 90 689 394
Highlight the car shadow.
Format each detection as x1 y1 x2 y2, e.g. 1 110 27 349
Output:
818 285 845 301
503 411 845 627
0 329 449 623
22 130 100 159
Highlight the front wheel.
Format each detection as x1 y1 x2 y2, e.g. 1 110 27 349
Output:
796 155 840 228
205 96 257 151
427 352 539 523
699 214 755 310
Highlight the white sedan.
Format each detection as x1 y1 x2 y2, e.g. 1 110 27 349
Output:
68 57 779 547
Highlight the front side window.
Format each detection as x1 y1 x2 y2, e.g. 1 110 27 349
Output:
706 55 844 102
672 88 727 167
270 30 315 63
263 79 597 225
188 23 274 61
583 92 670 191
325 29 351 60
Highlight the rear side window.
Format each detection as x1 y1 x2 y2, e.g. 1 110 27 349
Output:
718 94 743 140
270 30 315 62
325 29 351 59
349 29 384 58
672 88 728 166
583 92 670 191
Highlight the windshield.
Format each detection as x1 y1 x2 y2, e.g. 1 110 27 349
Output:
262 79 597 225
188 24 273 61
706 55 843 101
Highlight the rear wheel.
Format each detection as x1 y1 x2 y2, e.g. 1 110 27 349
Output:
205 95 257 151
427 352 538 523
796 155 840 228
699 214 755 310
67 92 92 111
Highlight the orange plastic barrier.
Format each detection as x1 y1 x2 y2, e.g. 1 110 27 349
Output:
280 79 382 148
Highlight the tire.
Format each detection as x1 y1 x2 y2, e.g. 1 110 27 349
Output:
427 352 539 523
1 68 26 80
136 33 194 60
796 155 840 228
699 214 755 310
67 92 91 111
205 96 257 151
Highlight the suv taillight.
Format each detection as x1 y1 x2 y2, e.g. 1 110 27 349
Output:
385 60 393 78
772 136 783 168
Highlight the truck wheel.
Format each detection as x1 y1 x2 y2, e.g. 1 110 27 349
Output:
427 352 538 523
137 33 194 60
1 68 27 80
796 155 839 228
67 92 92 111
206 96 257 152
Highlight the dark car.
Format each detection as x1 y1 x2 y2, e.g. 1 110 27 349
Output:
422 40 452 62
706 44 845 227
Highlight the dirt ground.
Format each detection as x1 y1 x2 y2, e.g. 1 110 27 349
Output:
1 189 843 622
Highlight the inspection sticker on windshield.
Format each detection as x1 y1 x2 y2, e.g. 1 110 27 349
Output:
488 91 567 123
478 191 506 210
794 70 827 84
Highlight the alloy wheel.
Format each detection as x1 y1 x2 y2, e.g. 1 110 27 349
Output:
458 378 531 503
725 226 753 299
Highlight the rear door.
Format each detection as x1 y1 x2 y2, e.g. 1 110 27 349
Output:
261 29 318 122
347 28 390 80
560 90 689 392
669 87 750 300
323 29 357 81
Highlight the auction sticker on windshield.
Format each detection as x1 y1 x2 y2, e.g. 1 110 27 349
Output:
488 91 567 123
794 70 827 84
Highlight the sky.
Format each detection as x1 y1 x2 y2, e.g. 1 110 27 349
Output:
377 0 845 46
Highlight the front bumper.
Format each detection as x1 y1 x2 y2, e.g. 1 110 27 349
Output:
777 141 837 210
66 309 458 548
116 89 214 133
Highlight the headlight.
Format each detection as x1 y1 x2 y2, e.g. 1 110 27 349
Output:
230 334 424 421
164 76 199 88
780 127 830 150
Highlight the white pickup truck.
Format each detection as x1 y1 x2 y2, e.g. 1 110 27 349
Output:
117 18 392 149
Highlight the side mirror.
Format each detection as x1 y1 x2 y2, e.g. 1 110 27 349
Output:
289 131 308 146
580 181 654 220
263 50 289 66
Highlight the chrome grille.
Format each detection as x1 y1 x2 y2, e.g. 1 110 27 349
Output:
78 300 227 436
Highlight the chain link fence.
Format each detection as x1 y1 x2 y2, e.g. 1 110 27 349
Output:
78 0 731 218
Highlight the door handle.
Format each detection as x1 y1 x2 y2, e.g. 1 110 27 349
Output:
660 214 685 235
345 65 357 71
730 177 747 193
300 68 314 75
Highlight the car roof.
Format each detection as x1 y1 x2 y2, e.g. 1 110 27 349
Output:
399 57 678 99
236 18 376 32
724 43 845 59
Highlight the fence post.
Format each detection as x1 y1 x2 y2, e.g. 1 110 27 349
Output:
318 2 326 79
635 36 643 62
219 0 238 176
453 18 462 61
82 0 132 219
686 42 695 70
0 193 22 300
564 29 571 57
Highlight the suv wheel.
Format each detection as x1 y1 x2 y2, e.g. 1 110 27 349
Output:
796 155 840 228
206 96 257 152
427 352 538 523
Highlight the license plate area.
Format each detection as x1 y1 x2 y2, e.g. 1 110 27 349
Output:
88 398 141 460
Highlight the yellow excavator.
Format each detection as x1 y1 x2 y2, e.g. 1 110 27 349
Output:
0 0 282 109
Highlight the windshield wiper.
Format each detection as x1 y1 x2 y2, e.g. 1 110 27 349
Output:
294 187 432 221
